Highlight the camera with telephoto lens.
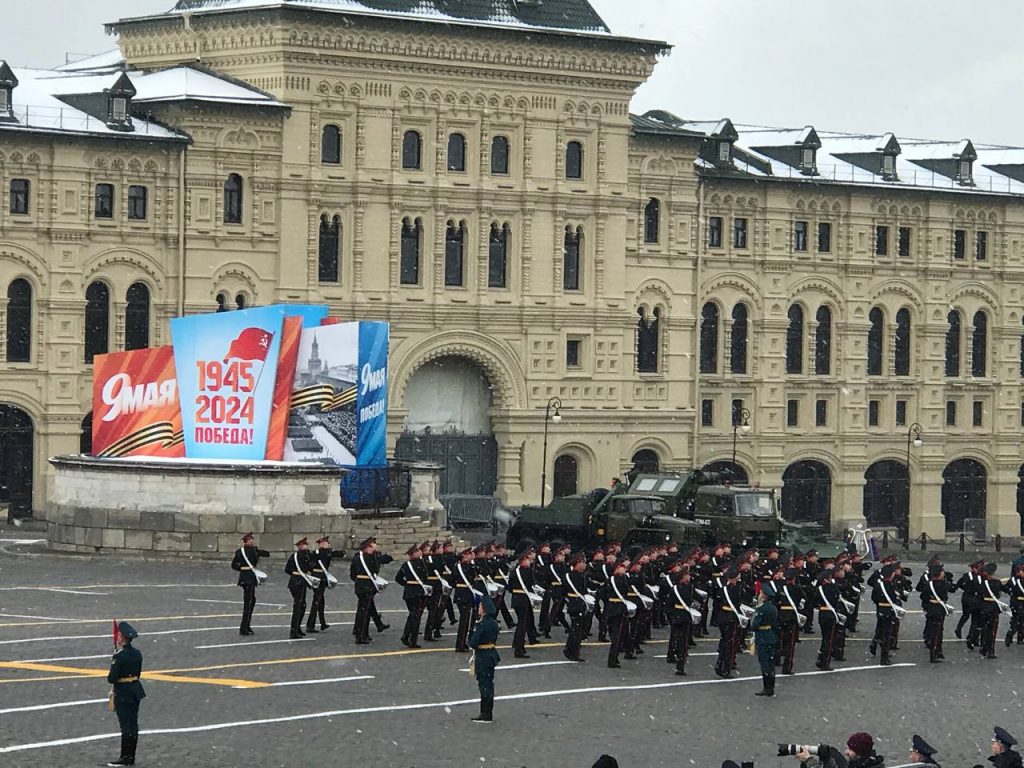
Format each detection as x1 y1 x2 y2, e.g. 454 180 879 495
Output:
777 745 820 757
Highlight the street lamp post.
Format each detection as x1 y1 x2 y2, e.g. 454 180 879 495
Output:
904 422 923 539
731 407 751 468
540 396 562 507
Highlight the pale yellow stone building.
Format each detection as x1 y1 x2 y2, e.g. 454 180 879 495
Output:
0 0 1021 540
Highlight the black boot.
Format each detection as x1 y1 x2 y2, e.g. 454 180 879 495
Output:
755 672 771 696
126 735 137 766
767 672 776 696
105 735 130 766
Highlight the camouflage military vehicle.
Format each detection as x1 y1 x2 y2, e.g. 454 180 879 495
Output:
505 488 702 553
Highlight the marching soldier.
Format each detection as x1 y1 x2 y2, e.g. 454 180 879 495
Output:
106 622 145 767
396 544 431 648
667 564 698 676
285 538 316 639
510 548 539 658
922 561 955 662
451 547 481 652
541 547 570 637
1007 561 1024 646
909 734 940 767
441 540 458 628
606 559 633 668
563 553 590 662
534 542 554 630
231 532 269 636
589 548 610 641
350 537 379 645
423 540 446 641
800 550 821 634
752 588 779 698
306 536 337 633
978 561 1005 659
814 560 842 671
869 562 902 665
955 559 981 642
366 543 394 635
713 565 743 678
776 567 804 675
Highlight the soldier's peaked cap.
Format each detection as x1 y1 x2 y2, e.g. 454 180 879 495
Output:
316 536 329 544
406 545 419 556
984 562 998 575
118 621 139 641
359 537 375 549
241 532 254 542
994 727 1018 748
911 735 937 756
295 537 308 547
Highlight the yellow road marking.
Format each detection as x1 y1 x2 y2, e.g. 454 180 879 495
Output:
0 661 269 689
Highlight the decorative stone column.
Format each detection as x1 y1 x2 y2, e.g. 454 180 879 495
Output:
405 461 446 527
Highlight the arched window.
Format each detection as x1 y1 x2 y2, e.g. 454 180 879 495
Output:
785 304 804 374
490 135 510 175
644 198 660 244
321 124 341 164
488 222 509 289
318 214 340 283
400 217 422 285
84 281 109 363
814 305 832 375
637 307 660 373
553 454 578 498
444 220 465 287
565 140 583 179
563 226 582 291
867 307 884 376
223 173 243 224
700 302 719 374
631 449 660 474
972 310 988 377
216 293 229 313
125 282 150 351
447 133 466 172
235 294 247 310
945 310 961 377
894 308 911 376
402 130 422 170
5 278 31 362
730 303 748 374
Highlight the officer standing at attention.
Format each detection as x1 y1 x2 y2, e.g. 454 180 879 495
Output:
752 588 779 697
106 621 145 767
285 538 315 639
467 594 501 723
231 532 269 636
909 735 940 767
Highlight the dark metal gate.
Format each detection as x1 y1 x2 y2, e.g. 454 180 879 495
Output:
781 460 832 528
395 430 498 496
0 405 34 516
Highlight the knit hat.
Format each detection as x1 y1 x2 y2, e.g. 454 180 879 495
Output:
847 732 874 757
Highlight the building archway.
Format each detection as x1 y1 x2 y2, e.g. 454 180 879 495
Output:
863 460 908 532
395 356 497 496
942 459 987 533
553 454 578 498
0 404 34 515
702 460 749 485
782 460 831 527
631 448 660 474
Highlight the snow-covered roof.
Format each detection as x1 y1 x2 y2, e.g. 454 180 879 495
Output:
116 0 616 38
637 110 1024 197
55 49 126 73
1 61 286 141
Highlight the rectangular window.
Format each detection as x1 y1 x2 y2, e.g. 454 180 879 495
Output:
976 231 988 261
10 178 29 214
898 226 911 257
566 339 581 369
127 185 147 220
701 399 714 427
1020 402 1024 428
731 398 745 427
733 218 748 249
868 399 880 427
874 225 889 256
895 399 907 427
786 399 798 427
111 97 127 122
94 183 114 219
708 216 723 248
815 399 827 427
954 229 966 260
0 89 7 113
973 400 983 427
946 400 957 427
882 154 896 177
794 220 808 252
817 222 832 253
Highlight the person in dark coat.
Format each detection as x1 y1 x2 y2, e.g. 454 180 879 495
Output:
230 532 269 636
909 734 940 767
350 537 379 644
106 621 146 767
467 594 501 723
752 588 779 697
985 727 1022 768
395 544 431 648
306 535 339 633
284 538 315 639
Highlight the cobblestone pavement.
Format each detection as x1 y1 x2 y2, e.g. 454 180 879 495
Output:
0 533 1021 768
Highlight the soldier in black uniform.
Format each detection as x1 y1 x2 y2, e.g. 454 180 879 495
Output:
800 550 821 633
490 543 516 629
714 566 743 677
667 564 698 676
441 540 458 627
451 547 481 652
534 542 554 630
955 560 982 641
978 561 1005 659
870 562 902 665
106 621 145 767
589 549 610 641
306 536 338 633
423 540 445 641
922 561 955 662
396 544 431 648
285 538 316 639
909 734 940 767
510 548 538 657
987 727 1022 768
230 532 269 636
365 544 394 635
541 547 570 637
776 567 804 675
563 553 590 662
1007 561 1024 646
606 559 632 668
814 560 842 671
350 537 378 644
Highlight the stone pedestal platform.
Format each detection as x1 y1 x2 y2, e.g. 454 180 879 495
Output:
45 455 351 557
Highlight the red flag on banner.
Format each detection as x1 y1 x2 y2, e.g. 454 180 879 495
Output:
113 619 120 649
224 327 274 362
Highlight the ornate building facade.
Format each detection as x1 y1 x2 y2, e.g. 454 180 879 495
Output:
0 0 1021 538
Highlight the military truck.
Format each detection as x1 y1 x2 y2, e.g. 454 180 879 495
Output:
506 469 781 552
505 488 702 553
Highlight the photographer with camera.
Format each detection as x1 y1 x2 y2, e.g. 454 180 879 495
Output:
779 732 884 768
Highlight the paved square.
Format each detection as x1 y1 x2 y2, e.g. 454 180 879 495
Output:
0 534 1020 767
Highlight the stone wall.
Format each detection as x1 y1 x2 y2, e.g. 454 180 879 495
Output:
46 455 352 557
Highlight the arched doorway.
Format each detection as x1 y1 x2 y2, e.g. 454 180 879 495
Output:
395 356 498 496
0 405 34 515
553 454 578 498
702 460 749 485
863 460 908 532
782 460 831 527
942 459 986 533
631 449 660 474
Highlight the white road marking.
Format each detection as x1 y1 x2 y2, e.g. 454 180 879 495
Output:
0 538 45 544
20 654 113 663
196 638 315 649
0 613 83 622
0 698 108 715
653 652 718 658
233 675 375 689
36 589 109 596
188 598 286 608
0 663 915 754
0 624 293 646
457 660 575 672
